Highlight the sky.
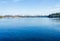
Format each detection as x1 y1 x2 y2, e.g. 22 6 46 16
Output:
0 0 60 15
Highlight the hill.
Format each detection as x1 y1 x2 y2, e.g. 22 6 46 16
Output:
48 12 60 18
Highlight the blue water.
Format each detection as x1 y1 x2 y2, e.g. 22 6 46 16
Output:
0 18 60 41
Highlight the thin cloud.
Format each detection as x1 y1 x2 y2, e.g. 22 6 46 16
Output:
1 1 7 3
1 0 24 3
13 0 24 2
13 0 20 2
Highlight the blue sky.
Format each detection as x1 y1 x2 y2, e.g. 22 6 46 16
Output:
0 0 60 15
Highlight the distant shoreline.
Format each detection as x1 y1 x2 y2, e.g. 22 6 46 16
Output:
0 15 48 18
0 12 60 18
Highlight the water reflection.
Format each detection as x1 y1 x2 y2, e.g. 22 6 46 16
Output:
49 18 60 23
0 18 60 41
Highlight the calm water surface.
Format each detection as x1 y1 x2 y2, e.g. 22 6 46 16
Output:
0 18 60 41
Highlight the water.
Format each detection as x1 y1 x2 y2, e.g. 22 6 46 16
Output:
0 18 60 41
